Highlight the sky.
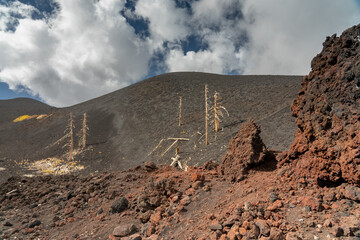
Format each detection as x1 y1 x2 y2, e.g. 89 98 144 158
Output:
0 0 359 107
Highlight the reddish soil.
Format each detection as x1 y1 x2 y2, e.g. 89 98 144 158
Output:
0 163 359 239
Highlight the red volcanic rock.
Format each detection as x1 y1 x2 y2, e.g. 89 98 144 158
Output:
222 119 274 182
282 24 360 187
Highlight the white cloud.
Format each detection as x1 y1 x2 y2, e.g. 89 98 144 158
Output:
0 0 152 106
0 1 35 31
241 0 360 74
135 0 189 48
165 0 247 74
166 33 246 74
166 0 360 75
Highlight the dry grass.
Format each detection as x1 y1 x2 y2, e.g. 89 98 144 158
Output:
17 157 84 175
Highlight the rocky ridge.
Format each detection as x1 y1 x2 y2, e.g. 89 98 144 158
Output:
281 24 360 187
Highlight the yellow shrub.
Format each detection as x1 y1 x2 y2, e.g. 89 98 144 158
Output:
36 114 48 120
13 115 37 122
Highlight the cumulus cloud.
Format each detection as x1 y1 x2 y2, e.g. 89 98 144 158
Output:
135 0 189 48
165 0 247 74
241 0 360 74
165 0 360 75
0 1 35 31
0 0 359 106
0 0 152 106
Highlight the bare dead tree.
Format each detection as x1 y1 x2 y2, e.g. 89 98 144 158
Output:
178 96 182 127
205 84 209 145
65 112 74 161
213 91 229 132
81 112 89 149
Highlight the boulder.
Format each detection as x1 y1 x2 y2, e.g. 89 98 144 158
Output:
222 119 274 182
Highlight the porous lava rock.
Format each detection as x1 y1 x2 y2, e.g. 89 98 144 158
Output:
222 119 274 181
282 24 360 187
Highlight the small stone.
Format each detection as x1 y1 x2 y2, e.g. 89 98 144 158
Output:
323 219 332 228
245 223 260 239
268 200 283 211
323 191 335 202
202 185 211 192
242 220 251 230
227 225 240 240
300 196 321 211
244 202 252 211
270 192 279 203
139 211 152 223
255 219 270 237
185 188 195 196
110 197 129 213
3 221 12 227
97 207 103 215
180 196 191 206
108 234 117 240
304 206 311 212
333 227 344 237
145 162 157 172
193 181 204 190
127 233 142 240
191 172 205 182
343 185 360 202
269 227 285 240
223 216 237 227
165 207 175 217
113 224 137 237
150 211 162 224
146 223 156 236
29 220 41 228
238 227 246 236
64 206 76 215
209 223 223 231
289 203 296 208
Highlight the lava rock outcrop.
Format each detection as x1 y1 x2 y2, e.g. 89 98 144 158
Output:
282 24 360 187
222 119 274 182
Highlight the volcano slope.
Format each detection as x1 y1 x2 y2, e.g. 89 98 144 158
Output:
0 73 300 183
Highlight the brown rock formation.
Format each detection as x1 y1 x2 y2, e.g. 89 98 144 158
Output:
282 24 360 187
222 119 274 181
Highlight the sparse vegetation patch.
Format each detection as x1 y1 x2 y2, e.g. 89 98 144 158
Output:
17 157 84 175
13 114 48 122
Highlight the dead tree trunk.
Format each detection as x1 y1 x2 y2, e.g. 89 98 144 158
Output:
214 92 219 132
179 96 182 126
82 113 87 149
69 112 74 161
205 85 209 145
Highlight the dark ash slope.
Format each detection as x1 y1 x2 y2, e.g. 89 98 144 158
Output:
0 72 301 183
